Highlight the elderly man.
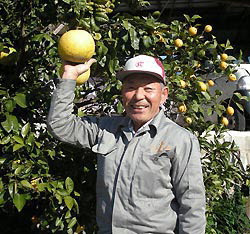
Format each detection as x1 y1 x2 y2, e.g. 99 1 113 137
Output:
47 55 206 234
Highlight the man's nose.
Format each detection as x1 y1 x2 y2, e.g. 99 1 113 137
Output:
134 87 145 100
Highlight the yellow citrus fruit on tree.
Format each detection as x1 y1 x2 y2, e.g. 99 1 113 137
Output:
220 53 228 61
207 80 215 87
226 106 234 116
221 117 229 126
58 30 95 63
198 81 207 92
59 64 90 85
180 80 186 88
174 39 183 48
188 27 197 36
178 103 187 113
184 117 192 125
219 61 228 70
228 74 237 82
204 25 212 32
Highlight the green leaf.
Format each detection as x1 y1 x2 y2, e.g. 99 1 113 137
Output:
14 93 27 108
117 101 124 114
74 191 80 196
21 123 30 138
13 144 24 152
20 180 32 189
0 136 11 144
35 141 41 148
8 183 15 198
65 177 74 194
122 20 130 30
14 165 24 175
108 59 115 74
129 28 140 50
13 135 24 145
62 0 71 3
235 102 244 112
108 30 112 39
1 114 19 133
142 35 152 48
1 115 13 133
26 133 35 146
65 210 71 219
0 192 5 205
55 216 63 227
73 198 79 214
191 15 202 20
67 217 77 229
13 193 26 212
37 183 48 192
64 195 74 210
202 91 211 100
207 108 213 116
55 193 63 204
5 99 16 112
183 14 190 22
9 115 19 132
0 158 6 164
57 189 69 196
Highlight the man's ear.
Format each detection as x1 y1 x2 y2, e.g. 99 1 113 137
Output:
160 87 168 105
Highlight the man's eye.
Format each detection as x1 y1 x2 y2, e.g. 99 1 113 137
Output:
145 87 153 91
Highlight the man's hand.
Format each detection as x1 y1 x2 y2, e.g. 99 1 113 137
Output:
61 58 97 80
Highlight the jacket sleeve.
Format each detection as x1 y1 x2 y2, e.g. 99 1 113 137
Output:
47 79 99 149
171 133 206 234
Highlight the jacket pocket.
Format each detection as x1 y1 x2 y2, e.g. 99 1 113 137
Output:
131 150 173 200
91 132 118 157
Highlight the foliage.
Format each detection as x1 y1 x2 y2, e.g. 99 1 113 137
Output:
0 0 249 233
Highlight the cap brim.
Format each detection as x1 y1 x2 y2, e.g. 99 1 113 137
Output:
117 70 165 84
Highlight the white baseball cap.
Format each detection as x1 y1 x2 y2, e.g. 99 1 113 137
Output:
116 55 166 84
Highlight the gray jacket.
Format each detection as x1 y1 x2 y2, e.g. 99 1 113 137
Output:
47 79 206 234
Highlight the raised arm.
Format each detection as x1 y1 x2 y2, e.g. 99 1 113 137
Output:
47 59 99 149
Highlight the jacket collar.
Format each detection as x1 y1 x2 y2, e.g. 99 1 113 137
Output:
119 108 167 136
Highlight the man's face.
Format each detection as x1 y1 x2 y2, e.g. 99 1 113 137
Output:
121 74 168 131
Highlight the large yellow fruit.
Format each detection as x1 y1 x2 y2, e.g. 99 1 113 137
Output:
219 61 228 70
226 106 234 116
221 117 229 126
174 39 183 48
204 25 212 32
184 117 192 125
198 81 207 92
220 53 228 61
188 27 197 36
228 74 237 82
59 65 90 85
178 103 187 113
207 80 215 87
180 80 186 88
58 30 95 63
